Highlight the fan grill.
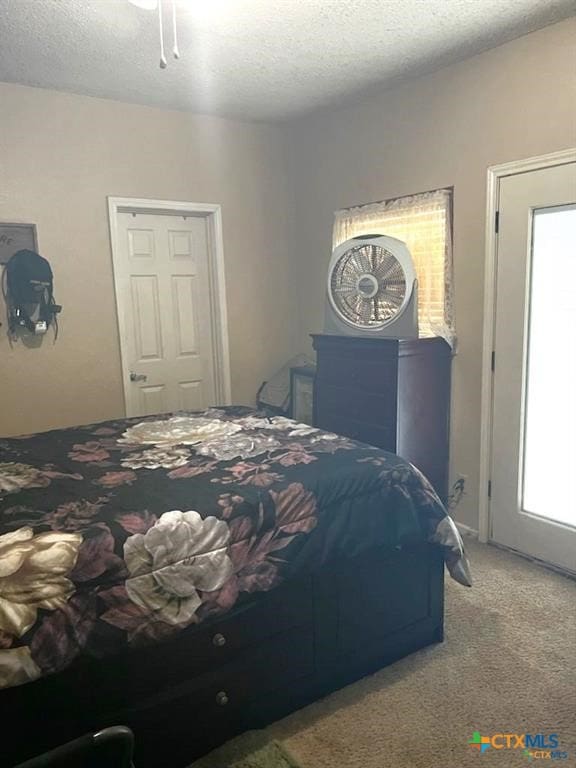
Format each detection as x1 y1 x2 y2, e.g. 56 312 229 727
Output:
330 244 407 328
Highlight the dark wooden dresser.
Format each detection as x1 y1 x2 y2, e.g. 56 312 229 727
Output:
312 334 451 501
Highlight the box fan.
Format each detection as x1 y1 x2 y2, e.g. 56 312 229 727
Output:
324 234 419 338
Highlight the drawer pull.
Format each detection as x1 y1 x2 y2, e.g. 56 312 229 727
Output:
212 633 227 648
215 691 229 706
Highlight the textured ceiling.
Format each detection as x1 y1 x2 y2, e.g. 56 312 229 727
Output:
0 0 574 121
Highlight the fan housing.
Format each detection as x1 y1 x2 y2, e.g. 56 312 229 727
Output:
324 234 419 338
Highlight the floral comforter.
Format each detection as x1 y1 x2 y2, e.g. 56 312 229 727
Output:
0 407 470 691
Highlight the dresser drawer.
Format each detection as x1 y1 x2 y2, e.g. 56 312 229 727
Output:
314 408 396 450
316 354 398 395
315 382 397 429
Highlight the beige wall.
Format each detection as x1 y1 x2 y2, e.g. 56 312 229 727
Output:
0 83 298 436
1 20 575 529
284 19 576 530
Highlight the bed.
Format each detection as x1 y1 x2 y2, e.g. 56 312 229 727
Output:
0 407 470 767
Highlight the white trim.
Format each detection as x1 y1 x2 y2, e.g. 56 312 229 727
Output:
489 541 576 580
107 196 232 414
479 149 576 544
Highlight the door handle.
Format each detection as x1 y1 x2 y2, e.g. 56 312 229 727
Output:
130 373 148 383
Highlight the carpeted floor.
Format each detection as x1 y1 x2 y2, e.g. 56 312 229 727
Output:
192 736 299 768
194 539 576 768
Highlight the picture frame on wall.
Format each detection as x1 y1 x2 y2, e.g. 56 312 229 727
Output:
0 223 38 265
290 365 316 425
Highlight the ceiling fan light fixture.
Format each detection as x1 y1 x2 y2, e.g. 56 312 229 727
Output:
128 0 181 69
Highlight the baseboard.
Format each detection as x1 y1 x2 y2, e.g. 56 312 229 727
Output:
488 541 576 581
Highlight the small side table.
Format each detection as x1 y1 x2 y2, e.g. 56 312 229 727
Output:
290 366 316 425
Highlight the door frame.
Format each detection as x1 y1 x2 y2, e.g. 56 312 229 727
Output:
479 148 576 543
107 196 232 413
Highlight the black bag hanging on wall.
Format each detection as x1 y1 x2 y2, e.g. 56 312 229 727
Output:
2 249 62 339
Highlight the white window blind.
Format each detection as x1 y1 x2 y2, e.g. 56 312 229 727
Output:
333 188 456 348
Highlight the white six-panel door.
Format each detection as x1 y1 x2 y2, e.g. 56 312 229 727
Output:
115 211 217 417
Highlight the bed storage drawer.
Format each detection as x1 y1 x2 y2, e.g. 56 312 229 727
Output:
29 576 314 717
335 546 439 658
1 544 445 768
126 625 314 764
143 576 314 680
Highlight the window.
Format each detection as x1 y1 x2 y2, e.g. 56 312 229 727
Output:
333 188 455 347
522 204 576 526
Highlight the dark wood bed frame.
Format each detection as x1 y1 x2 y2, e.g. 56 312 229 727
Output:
3 542 444 768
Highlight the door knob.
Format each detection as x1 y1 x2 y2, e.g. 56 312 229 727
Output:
130 373 148 382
